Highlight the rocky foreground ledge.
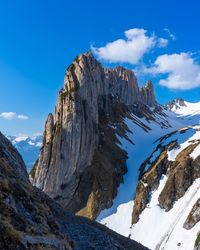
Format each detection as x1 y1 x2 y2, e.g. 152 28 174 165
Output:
0 131 148 250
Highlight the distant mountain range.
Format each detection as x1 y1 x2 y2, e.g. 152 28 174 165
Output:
6 134 42 172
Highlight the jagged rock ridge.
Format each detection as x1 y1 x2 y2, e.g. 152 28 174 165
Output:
32 51 157 219
167 98 187 111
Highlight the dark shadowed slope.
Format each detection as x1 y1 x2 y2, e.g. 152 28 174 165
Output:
0 131 148 250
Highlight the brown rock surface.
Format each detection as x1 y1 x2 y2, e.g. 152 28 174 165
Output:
183 199 200 229
32 52 157 220
132 129 200 224
158 143 200 211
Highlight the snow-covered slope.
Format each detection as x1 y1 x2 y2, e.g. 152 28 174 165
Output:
97 109 182 221
6 135 42 172
168 99 200 126
131 176 200 250
98 100 200 250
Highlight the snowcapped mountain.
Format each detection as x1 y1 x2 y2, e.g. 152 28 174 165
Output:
6 135 42 172
167 98 187 111
98 100 200 250
168 99 200 126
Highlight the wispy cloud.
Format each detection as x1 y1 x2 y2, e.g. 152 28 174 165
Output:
145 52 200 90
0 112 29 120
157 38 169 48
92 28 169 64
163 28 176 41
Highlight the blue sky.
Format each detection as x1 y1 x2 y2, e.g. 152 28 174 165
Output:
0 0 200 135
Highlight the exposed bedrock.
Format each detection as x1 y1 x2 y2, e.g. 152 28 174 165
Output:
132 132 200 225
32 52 157 219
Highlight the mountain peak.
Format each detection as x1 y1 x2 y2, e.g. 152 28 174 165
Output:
139 80 156 107
32 52 159 220
145 80 153 89
76 51 98 66
167 97 187 111
175 97 186 106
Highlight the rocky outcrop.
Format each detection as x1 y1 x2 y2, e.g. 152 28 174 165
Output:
132 128 200 224
167 98 187 111
140 80 156 107
158 144 200 211
184 199 200 229
132 140 175 224
0 131 149 250
0 132 28 182
32 52 157 219
29 114 54 182
195 233 200 250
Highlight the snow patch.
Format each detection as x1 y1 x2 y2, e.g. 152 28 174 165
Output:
100 201 133 237
190 143 200 160
167 127 200 161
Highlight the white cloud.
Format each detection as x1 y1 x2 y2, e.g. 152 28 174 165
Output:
92 28 157 64
164 28 176 41
147 52 200 90
0 112 29 120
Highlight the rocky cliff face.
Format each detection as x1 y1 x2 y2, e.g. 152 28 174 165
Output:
0 131 149 250
32 52 157 220
184 199 200 230
132 127 200 224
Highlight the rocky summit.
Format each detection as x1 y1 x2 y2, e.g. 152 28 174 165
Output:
0 131 148 250
32 52 157 220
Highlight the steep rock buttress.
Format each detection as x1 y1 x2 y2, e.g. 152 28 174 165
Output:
32 52 156 219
